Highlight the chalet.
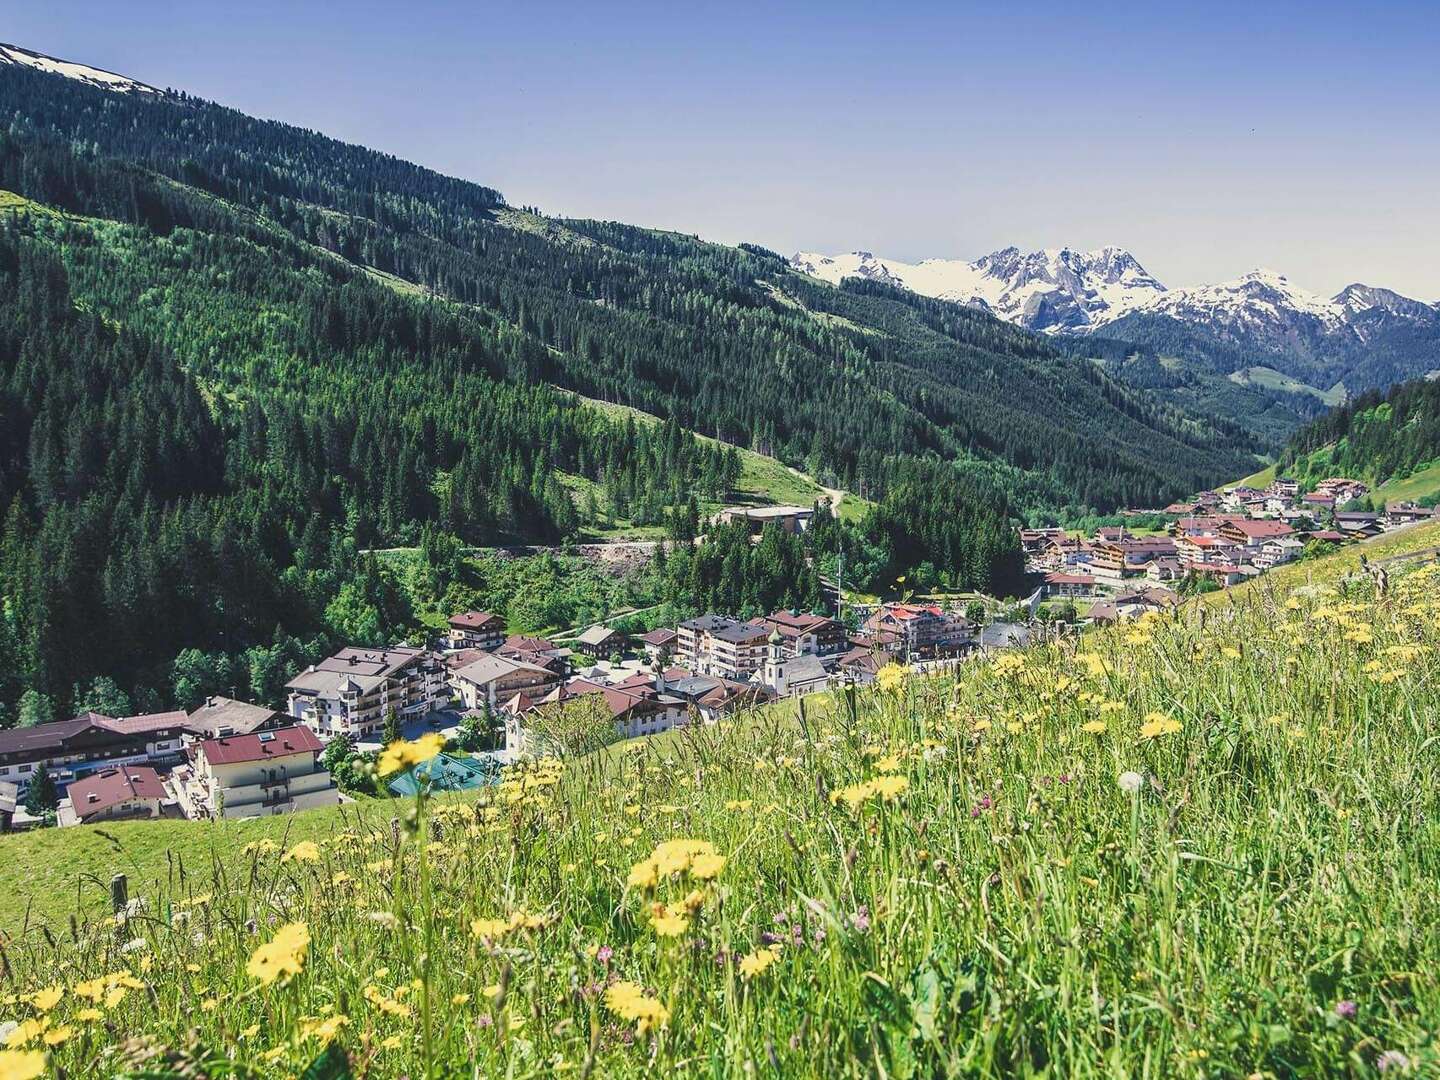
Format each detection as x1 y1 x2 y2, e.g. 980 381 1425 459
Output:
715 505 814 535
498 635 572 668
1218 519 1295 548
1335 511 1382 535
1089 537 1177 580
0 782 16 832
1019 527 1068 554
1038 535 1090 571
1254 536 1304 569
176 725 337 820
1170 515 1238 538
575 624 627 657
1221 486 1263 510
1095 526 1132 543
1190 563 1251 587
833 646 889 685
446 611 506 651
1175 533 1241 565
1145 557 1185 583
676 615 769 680
1162 500 1201 515
1043 571 1095 598
862 604 972 657
450 652 564 711
1089 587 1180 622
1270 479 1300 499
1307 529 1347 544
1385 501 1435 526
187 696 281 739
749 611 848 657
286 646 449 740
0 711 195 794
1301 492 1336 513
638 628 678 664
506 677 689 754
636 669 768 721
57 765 173 827
1314 478 1369 504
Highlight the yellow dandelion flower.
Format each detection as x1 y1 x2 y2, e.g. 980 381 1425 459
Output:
649 905 691 937
281 840 321 863
738 947 779 980
377 732 446 776
604 981 669 1034
246 921 310 986
1081 719 1107 734
1138 713 1182 739
875 665 908 693
0 1050 46 1080
28 987 62 1013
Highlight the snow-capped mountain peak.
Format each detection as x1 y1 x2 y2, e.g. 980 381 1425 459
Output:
0 42 158 95
788 244 1165 332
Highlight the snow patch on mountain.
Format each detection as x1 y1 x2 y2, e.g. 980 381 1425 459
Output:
0 42 158 95
789 245 1166 332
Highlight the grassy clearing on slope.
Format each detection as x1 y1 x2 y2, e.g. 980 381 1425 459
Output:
573 392 873 525
1236 460 1278 488
1372 459 1440 504
3 527 1439 1076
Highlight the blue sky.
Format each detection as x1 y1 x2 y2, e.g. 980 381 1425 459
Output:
7 1 1439 297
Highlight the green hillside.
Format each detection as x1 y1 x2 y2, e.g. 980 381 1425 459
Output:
1276 376 1440 504
3 524 1438 1077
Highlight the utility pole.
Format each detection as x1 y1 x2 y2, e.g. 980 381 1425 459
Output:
836 539 844 624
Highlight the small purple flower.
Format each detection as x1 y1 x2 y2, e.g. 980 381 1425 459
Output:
478 1014 493 1028
596 945 613 963
1059 773 1072 784
970 807 981 819
1334 999 1357 1020
1377 1050 1410 1073
762 930 785 945
980 795 992 809
812 926 827 944
849 906 871 933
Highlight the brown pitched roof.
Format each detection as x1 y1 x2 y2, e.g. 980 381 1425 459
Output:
66 765 166 815
196 725 324 766
449 610 504 631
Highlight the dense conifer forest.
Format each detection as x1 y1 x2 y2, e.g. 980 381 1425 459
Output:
1277 376 1440 490
0 66 1256 720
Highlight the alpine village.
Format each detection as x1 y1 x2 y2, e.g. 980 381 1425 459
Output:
1 23 1440 1080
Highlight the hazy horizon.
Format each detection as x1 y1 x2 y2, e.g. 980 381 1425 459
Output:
8 1 1439 299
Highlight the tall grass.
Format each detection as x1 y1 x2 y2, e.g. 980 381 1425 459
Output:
2 557 1439 1077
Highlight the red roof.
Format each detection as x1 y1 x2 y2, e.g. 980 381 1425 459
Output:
103 710 190 734
449 610 503 631
1223 519 1295 539
1308 530 1347 542
639 628 677 646
1045 572 1094 584
196 724 324 766
67 765 166 815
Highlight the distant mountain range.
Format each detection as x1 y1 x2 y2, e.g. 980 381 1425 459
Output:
790 247 1440 401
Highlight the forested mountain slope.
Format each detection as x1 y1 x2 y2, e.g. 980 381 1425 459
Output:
0 61 1252 508
0 56 1255 716
1276 376 1440 499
